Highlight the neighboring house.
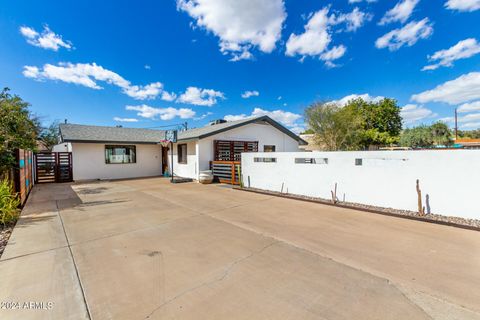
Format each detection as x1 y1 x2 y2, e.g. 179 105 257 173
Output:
58 116 306 181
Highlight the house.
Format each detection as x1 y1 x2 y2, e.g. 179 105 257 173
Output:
58 116 306 182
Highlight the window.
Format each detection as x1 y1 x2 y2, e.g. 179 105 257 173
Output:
355 158 363 166
295 158 328 164
254 157 276 163
178 144 187 164
105 145 136 164
263 145 276 152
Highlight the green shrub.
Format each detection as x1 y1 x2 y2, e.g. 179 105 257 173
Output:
0 178 20 225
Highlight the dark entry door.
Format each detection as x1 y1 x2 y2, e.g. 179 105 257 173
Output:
35 152 73 183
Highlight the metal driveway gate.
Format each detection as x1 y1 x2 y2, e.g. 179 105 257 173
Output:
34 152 73 183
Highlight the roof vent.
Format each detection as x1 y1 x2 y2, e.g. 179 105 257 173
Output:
209 119 227 126
116 125 123 128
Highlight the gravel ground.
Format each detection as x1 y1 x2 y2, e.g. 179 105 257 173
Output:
239 187 480 230
0 224 15 258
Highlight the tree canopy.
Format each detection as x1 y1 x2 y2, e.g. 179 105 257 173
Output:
39 121 60 151
305 98 402 151
0 88 40 173
399 122 453 148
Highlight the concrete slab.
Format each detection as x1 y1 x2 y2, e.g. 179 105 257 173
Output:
207 195 480 313
0 248 88 320
1 177 479 320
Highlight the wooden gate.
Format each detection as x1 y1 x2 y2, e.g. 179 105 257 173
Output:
35 152 73 183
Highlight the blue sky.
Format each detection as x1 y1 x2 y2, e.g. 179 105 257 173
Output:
1 0 480 132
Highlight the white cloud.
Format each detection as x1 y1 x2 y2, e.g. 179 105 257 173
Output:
443 112 480 128
333 7 373 32
411 72 480 105
20 25 72 51
22 62 164 100
379 0 419 25
194 111 213 120
241 90 259 99
113 117 139 122
330 93 384 106
422 38 480 71
445 0 480 12
400 104 436 124
458 101 480 113
177 0 286 61
144 65 151 70
161 91 177 102
375 18 433 51
461 121 480 129
177 86 225 106
286 7 370 65
224 107 302 129
126 105 196 120
349 0 377 3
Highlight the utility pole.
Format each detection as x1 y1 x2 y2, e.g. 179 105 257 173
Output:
455 108 458 140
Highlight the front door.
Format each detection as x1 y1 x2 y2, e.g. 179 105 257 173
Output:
161 146 169 175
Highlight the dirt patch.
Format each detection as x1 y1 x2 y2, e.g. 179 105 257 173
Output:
237 187 480 231
0 223 15 258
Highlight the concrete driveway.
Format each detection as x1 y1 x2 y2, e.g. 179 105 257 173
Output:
1 177 480 320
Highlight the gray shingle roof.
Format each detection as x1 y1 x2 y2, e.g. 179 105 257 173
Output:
178 116 306 144
59 116 306 145
59 124 165 144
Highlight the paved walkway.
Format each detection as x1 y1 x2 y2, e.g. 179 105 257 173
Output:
1 177 479 319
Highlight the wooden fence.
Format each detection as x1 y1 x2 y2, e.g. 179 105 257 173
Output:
14 149 34 206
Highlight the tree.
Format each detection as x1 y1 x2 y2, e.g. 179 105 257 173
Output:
347 98 402 148
0 88 40 173
39 121 60 151
399 125 433 148
305 102 363 151
400 122 453 148
304 97 402 151
430 122 453 146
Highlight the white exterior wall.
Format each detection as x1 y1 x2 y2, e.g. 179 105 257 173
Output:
169 141 198 179
242 150 480 219
197 123 301 177
71 143 162 181
52 142 72 152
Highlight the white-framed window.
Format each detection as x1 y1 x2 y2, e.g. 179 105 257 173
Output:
105 145 136 164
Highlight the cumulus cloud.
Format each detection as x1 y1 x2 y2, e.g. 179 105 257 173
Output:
113 117 139 122
286 7 370 65
161 91 177 102
445 0 480 12
458 101 480 113
223 107 302 130
411 72 480 105
177 0 286 61
400 104 436 124
241 90 260 99
375 18 433 51
177 86 225 106
126 105 196 120
22 62 166 100
379 0 419 25
20 25 72 51
329 93 384 106
422 38 480 71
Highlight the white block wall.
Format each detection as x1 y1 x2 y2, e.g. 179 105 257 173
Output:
241 150 480 219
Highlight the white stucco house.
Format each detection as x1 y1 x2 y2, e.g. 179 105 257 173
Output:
58 116 306 182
